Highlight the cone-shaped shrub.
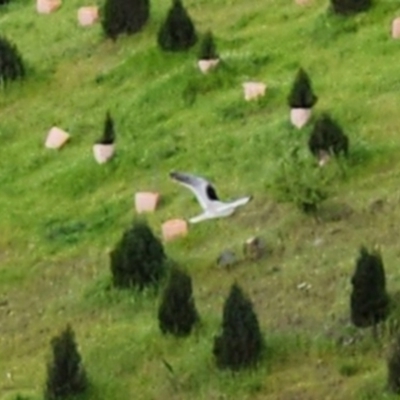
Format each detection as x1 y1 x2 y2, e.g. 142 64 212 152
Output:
213 283 263 370
331 0 371 15
350 247 390 328
158 267 199 336
0 36 25 86
157 0 197 52
198 30 218 60
388 334 400 394
102 0 149 40
45 325 87 400
308 113 349 158
287 68 317 109
110 219 166 290
97 111 115 144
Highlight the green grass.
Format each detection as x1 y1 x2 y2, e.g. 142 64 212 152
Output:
3 0 400 398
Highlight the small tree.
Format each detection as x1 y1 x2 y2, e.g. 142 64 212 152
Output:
97 111 115 145
158 267 199 336
110 219 166 290
330 0 371 15
157 0 197 52
388 334 400 394
0 36 25 86
102 0 150 40
308 113 349 159
198 30 218 60
350 247 390 336
45 325 87 400
213 283 263 370
287 68 317 109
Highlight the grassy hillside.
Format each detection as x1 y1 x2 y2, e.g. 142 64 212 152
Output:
2 0 400 398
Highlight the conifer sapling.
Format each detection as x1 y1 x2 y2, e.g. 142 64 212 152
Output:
158 267 199 336
198 31 218 60
110 219 166 290
45 324 87 400
97 111 115 145
350 246 390 330
102 0 150 40
157 0 197 52
213 283 263 370
0 36 25 86
308 113 349 159
388 334 400 394
288 68 317 109
330 0 371 15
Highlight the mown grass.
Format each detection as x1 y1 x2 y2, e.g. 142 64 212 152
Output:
3 0 400 398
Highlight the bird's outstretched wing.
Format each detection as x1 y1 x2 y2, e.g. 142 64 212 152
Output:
170 171 220 211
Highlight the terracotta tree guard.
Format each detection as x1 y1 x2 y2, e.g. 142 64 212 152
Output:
135 192 160 213
162 219 188 242
93 143 114 164
78 6 99 26
318 150 331 167
45 127 70 149
290 108 312 129
242 82 266 101
198 59 220 74
37 0 61 14
392 18 400 39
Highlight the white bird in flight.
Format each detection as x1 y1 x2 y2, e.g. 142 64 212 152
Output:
170 171 252 223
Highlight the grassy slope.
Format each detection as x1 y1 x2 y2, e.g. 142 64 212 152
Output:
2 0 400 398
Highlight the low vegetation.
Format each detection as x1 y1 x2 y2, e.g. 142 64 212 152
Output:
3 0 400 398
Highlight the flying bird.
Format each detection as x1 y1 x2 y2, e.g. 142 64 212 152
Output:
169 171 252 223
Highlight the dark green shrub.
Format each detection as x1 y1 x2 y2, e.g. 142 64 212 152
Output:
45 325 87 400
308 113 349 158
198 30 218 60
0 36 25 86
157 0 197 52
0 0 10 6
158 267 199 336
213 283 263 370
287 68 317 109
110 220 166 290
350 247 390 329
102 0 149 40
388 334 400 394
97 111 115 144
330 0 371 15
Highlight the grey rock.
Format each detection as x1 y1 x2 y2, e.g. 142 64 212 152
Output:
217 250 238 268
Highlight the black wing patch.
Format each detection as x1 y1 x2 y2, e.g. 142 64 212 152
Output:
206 184 219 201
